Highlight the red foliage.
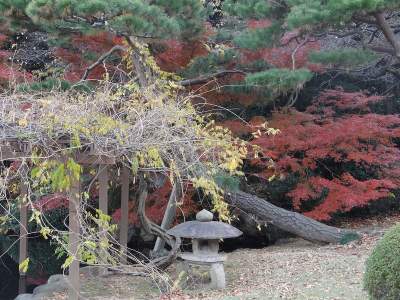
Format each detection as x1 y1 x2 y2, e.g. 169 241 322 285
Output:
27 276 48 286
0 49 33 85
240 20 322 71
155 24 213 72
306 88 384 116
218 116 267 137
0 34 7 45
250 89 400 220
55 32 124 82
186 20 322 108
32 193 69 212
112 182 198 226
155 39 208 72
289 174 397 221
247 19 272 29
240 37 321 71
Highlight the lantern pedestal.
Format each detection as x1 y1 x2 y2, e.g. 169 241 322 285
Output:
180 253 226 289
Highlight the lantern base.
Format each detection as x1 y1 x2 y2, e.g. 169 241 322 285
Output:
179 253 226 289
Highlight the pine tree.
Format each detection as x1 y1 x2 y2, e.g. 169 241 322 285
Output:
0 0 206 88
0 0 204 39
184 0 400 105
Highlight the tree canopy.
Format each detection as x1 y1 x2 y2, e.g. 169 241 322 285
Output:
0 2 399 295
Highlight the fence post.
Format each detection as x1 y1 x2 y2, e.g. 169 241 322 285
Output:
18 167 28 294
119 166 130 264
98 165 109 215
68 174 80 300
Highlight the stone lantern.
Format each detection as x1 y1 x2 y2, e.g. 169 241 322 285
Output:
167 209 242 289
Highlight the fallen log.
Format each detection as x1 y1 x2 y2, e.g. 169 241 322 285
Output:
225 191 359 244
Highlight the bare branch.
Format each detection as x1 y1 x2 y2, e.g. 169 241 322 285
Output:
366 45 396 56
352 15 377 25
373 12 400 59
291 35 310 70
80 45 127 82
179 70 247 86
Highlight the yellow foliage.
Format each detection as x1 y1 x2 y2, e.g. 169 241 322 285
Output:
19 258 30 273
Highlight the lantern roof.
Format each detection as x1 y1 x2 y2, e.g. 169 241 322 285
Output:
167 209 242 239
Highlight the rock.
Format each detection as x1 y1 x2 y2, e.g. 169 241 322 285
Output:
47 274 67 284
32 294 50 300
32 276 69 296
14 294 33 300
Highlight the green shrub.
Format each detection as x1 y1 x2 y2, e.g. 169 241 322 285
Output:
364 223 400 300
0 202 67 277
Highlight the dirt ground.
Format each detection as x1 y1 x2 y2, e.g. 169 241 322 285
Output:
48 215 399 300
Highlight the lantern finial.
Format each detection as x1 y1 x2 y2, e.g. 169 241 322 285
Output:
196 209 213 222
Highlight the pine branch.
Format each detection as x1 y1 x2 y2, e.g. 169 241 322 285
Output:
352 15 377 25
179 70 247 86
366 45 396 56
373 12 400 59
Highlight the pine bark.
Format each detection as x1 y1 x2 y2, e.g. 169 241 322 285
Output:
225 191 356 243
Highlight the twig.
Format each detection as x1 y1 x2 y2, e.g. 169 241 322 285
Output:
80 45 127 82
179 70 247 86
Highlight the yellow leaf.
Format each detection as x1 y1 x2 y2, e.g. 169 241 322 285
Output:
62 256 74 270
18 118 28 127
19 258 30 273
40 227 52 239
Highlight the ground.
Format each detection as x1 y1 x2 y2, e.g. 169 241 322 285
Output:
43 214 399 300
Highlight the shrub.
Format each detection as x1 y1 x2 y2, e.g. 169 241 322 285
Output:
364 223 400 300
248 89 400 221
0 201 67 277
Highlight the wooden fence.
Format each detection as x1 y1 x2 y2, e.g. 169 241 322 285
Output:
1 143 131 300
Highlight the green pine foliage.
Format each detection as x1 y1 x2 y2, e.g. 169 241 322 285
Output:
225 0 400 29
286 0 400 29
0 0 205 40
207 0 400 104
233 22 282 49
214 172 240 192
0 0 206 92
309 49 378 68
224 0 279 19
245 68 313 95
181 49 238 78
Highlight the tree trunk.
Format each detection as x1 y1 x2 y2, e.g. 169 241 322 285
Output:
225 191 357 244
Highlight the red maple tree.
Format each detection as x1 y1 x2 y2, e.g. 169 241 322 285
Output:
249 89 400 221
